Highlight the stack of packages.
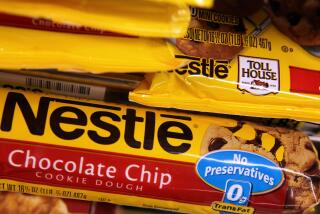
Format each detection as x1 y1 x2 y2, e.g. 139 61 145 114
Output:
0 0 319 213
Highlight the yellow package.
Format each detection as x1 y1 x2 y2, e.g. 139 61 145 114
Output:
0 25 188 73
130 5 320 122
0 0 191 38
0 87 319 214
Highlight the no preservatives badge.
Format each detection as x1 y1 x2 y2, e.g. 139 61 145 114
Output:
237 55 280 96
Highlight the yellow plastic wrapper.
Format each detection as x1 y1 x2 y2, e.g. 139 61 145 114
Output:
0 25 187 73
0 87 320 214
130 4 320 123
0 0 191 38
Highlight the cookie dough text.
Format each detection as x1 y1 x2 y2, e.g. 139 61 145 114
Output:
8 149 172 189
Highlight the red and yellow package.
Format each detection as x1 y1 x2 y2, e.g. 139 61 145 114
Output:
0 87 319 214
0 25 187 73
0 0 191 38
130 2 320 122
0 12 128 36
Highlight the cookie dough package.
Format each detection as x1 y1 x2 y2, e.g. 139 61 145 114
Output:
130 0 320 122
0 25 187 73
0 12 133 36
0 0 191 38
0 87 319 214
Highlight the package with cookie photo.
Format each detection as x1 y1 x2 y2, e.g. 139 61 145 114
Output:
0 87 319 214
129 0 320 123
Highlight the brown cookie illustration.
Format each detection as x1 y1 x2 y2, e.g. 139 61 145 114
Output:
200 125 241 154
176 17 246 60
0 192 69 214
213 0 264 16
200 122 320 212
265 0 320 46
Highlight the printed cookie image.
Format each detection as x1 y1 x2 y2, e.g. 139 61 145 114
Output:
213 0 264 17
265 0 320 46
176 0 266 60
176 17 246 60
0 192 69 214
200 122 320 213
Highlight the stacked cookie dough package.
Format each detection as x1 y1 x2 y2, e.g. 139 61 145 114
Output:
0 0 319 214
0 0 212 73
130 0 320 122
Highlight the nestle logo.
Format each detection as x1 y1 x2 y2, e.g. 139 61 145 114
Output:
172 55 229 79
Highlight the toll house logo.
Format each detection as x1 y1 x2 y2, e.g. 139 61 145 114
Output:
238 56 280 96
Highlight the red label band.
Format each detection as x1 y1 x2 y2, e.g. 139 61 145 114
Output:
0 12 135 38
0 138 286 212
290 66 320 95
63 199 92 213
